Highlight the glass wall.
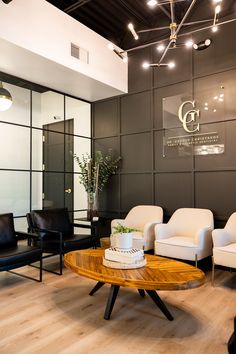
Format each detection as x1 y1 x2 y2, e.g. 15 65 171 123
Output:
0 80 91 230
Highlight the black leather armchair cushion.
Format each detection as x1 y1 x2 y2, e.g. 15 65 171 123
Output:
0 213 17 248
0 213 42 280
0 245 42 270
29 208 94 253
32 208 72 236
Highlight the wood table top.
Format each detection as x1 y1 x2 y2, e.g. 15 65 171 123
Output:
64 249 205 291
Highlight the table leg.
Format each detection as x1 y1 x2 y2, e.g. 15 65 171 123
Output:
146 290 174 321
138 289 145 297
104 285 120 320
89 281 105 296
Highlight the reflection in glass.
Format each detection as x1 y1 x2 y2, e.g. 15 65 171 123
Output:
32 172 43 210
14 217 28 232
0 171 30 216
32 128 43 171
43 172 64 209
0 82 30 126
0 123 30 170
65 97 91 137
43 129 65 172
32 91 64 130
74 173 87 211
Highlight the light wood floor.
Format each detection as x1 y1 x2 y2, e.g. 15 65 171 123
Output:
0 258 235 354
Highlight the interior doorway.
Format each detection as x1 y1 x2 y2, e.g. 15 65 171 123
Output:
42 119 74 211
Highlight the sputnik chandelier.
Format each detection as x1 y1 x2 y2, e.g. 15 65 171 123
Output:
108 0 236 70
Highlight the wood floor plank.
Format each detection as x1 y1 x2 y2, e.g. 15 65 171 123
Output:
0 264 235 354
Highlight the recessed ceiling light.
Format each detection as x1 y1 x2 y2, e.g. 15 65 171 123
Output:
147 0 158 8
185 40 194 48
168 61 175 69
215 5 221 14
142 62 150 69
157 44 165 52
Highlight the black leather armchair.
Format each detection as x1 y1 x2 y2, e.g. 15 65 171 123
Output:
27 208 97 275
0 213 42 282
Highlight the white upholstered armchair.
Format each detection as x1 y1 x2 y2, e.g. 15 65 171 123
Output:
111 205 163 251
154 208 214 266
212 212 236 284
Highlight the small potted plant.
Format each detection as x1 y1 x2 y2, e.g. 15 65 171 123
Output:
112 223 139 250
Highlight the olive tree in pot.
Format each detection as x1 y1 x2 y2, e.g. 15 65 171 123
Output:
74 150 121 220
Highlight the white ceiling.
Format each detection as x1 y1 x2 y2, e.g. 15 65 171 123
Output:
0 37 125 102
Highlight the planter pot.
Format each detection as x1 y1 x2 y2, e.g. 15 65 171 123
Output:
112 232 133 250
87 191 99 221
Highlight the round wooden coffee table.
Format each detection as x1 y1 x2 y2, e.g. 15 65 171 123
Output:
64 249 205 320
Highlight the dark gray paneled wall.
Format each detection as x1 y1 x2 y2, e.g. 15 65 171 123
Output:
93 22 236 223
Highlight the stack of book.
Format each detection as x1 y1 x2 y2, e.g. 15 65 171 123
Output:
103 247 146 269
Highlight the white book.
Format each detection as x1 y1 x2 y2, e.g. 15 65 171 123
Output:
105 248 144 264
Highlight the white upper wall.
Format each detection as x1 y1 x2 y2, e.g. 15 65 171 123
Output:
0 0 128 100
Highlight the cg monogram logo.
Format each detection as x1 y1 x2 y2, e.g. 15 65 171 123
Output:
178 101 200 133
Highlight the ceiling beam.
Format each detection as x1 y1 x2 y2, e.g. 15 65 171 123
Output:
64 0 92 14
159 4 171 19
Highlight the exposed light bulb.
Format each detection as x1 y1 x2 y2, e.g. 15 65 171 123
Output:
157 44 165 52
193 43 198 50
214 96 218 100
147 0 158 7
0 97 12 111
0 83 12 111
128 23 133 30
219 93 224 98
218 98 224 102
213 109 217 112
215 5 221 14
128 22 139 40
168 61 175 69
204 103 208 106
205 39 212 46
108 43 115 50
204 107 209 111
185 40 194 48
212 25 218 32
142 62 150 69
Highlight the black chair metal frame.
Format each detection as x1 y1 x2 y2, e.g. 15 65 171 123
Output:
27 211 98 276
0 230 43 283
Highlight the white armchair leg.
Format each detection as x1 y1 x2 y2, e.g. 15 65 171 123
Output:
195 254 198 268
212 256 215 287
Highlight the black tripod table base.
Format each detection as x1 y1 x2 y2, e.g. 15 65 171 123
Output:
89 282 174 321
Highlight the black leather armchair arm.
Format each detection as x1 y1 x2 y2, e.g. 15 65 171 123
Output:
72 222 94 229
16 230 39 240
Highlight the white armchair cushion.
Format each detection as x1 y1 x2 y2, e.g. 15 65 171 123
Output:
213 243 236 268
111 205 163 251
212 213 236 268
154 208 214 261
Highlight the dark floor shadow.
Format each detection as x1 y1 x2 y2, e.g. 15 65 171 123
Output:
51 284 202 339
